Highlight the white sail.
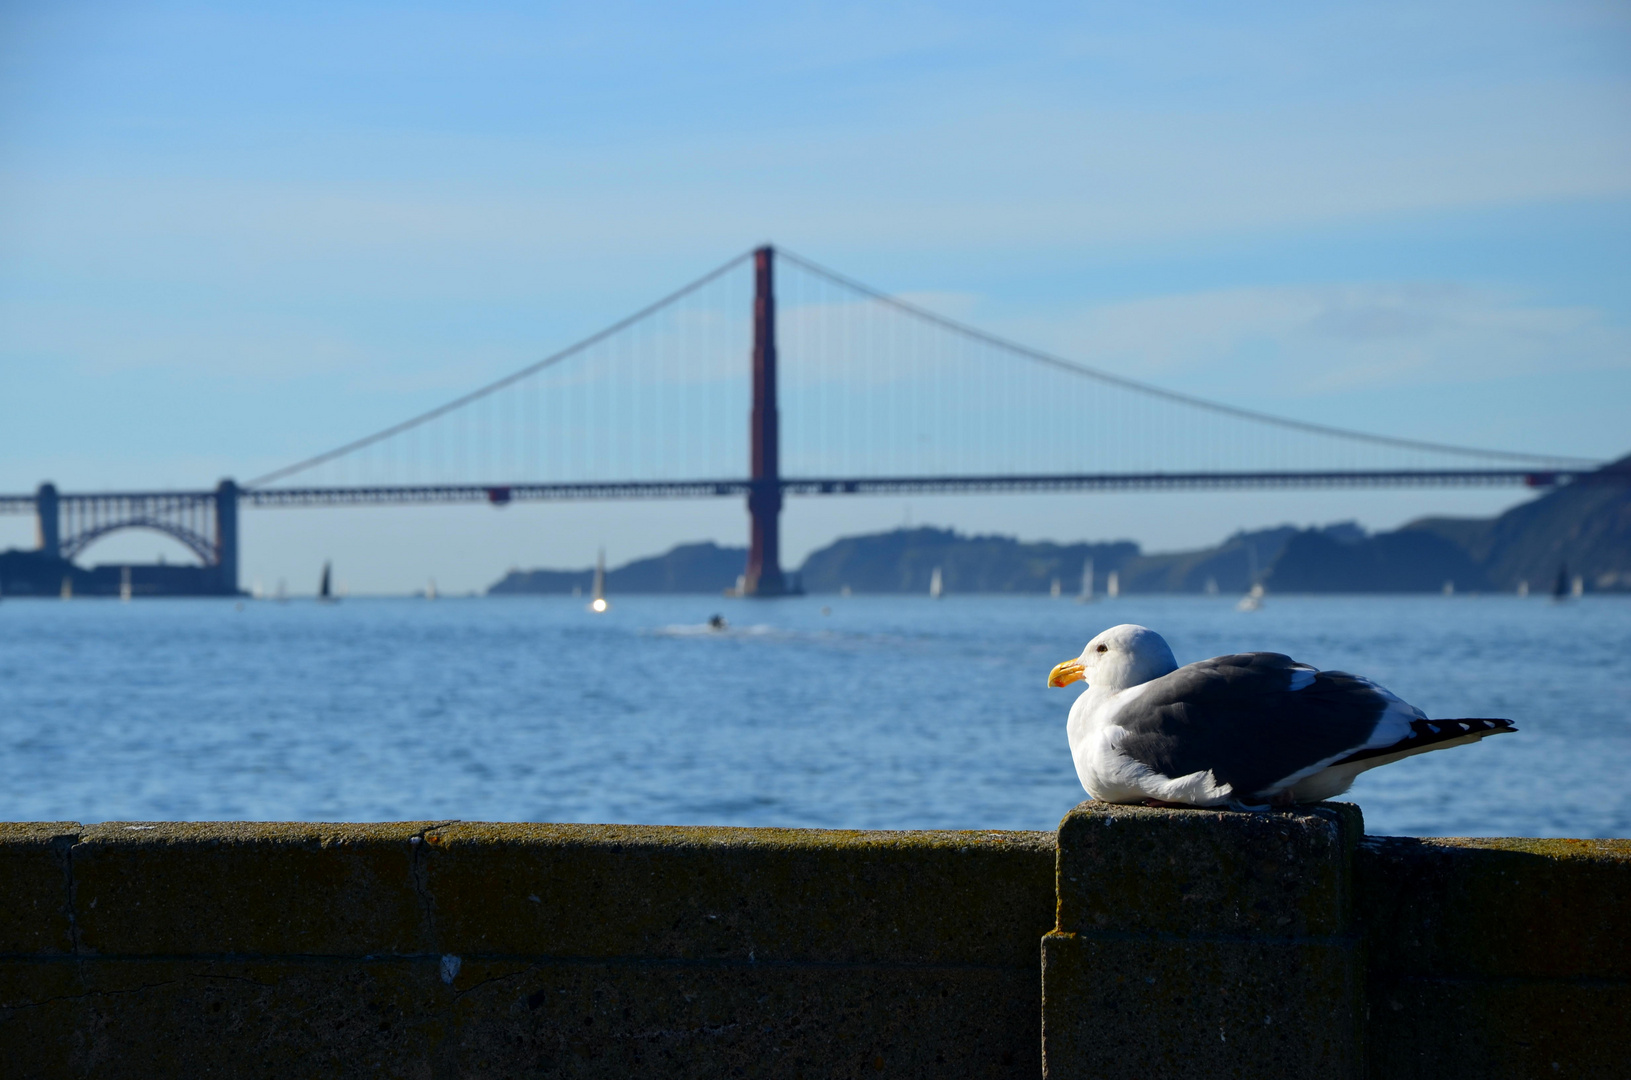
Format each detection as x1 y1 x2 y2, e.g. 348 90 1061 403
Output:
1050 577 1061 599
1106 571 1120 599
1077 558 1094 603
929 566 943 600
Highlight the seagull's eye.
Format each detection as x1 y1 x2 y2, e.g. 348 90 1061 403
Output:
1095 644 1108 653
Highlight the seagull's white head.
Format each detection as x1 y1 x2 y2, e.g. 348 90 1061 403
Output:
1047 624 1178 693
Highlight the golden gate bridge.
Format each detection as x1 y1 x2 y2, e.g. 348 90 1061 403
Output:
0 246 1609 596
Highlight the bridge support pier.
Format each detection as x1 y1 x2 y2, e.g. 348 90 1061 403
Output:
743 246 795 597
35 483 59 558
215 479 239 595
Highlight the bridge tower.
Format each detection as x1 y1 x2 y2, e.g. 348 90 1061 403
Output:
36 483 60 557
215 479 239 594
743 245 792 597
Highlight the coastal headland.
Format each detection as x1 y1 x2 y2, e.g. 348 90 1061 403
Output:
491 452 1631 596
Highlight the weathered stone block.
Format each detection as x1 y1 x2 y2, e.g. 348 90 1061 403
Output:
420 823 1055 965
1357 836 1631 980
1056 801 1361 937
1357 836 1631 1078
1367 977 1631 1080
1043 931 1361 1080
0 955 82 1075
1 958 449 1079
447 957 1041 1078
0 823 80 955
70 822 441 956
1044 801 1364 1080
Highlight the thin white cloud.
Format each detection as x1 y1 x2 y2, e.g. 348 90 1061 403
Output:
1010 282 1631 397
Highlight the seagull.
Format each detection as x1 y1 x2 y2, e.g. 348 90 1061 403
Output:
1046 623 1516 809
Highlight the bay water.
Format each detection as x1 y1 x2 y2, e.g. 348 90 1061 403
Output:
2 593 1626 838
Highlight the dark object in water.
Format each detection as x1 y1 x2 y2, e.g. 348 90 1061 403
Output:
319 561 334 602
708 614 727 630
1553 564 1569 600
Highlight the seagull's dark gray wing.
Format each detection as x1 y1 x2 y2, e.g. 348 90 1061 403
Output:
1116 652 1389 800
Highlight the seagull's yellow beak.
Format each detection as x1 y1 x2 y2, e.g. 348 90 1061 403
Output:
1047 658 1086 688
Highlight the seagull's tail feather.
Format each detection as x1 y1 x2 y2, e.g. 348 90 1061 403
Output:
1336 717 1517 767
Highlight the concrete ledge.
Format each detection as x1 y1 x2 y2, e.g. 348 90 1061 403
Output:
5 815 1629 1078
0 822 77 955
1357 835 1631 1079
1044 802 1364 1080
420 822 1053 965
0 821 1055 1079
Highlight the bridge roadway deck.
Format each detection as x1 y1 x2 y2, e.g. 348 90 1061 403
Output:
1 468 1608 513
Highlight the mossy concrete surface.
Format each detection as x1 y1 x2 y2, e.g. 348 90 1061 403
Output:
1043 801 1364 1080
6 816 1628 1078
1358 835 1631 1079
1043 804 1631 1080
0 821 1055 1078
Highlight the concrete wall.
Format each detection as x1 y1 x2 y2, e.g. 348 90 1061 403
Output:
0 821 1055 1078
3 811 1628 1078
1041 803 1631 1080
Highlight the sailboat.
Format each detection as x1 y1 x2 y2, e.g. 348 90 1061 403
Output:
1237 542 1263 611
1106 571 1120 599
1076 558 1095 604
1050 577 1061 599
1552 565 1570 601
588 549 609 612
929 566 943 600
425 578 438 600
318 561 336 604
120 566 132 602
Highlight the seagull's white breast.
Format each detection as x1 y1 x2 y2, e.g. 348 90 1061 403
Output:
1065 682 1230 806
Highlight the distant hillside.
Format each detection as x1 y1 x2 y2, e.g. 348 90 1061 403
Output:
1257 453 1631 593
1116 524 1366 594
489 541 747 595
796 526 1138 594
486 453 1630 596
1265 528 1490 593
1404 453 1631 591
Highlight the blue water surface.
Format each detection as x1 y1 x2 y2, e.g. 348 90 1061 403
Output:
1 593 1627 837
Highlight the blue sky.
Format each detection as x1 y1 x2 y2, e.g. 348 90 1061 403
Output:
2 1 1628 592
